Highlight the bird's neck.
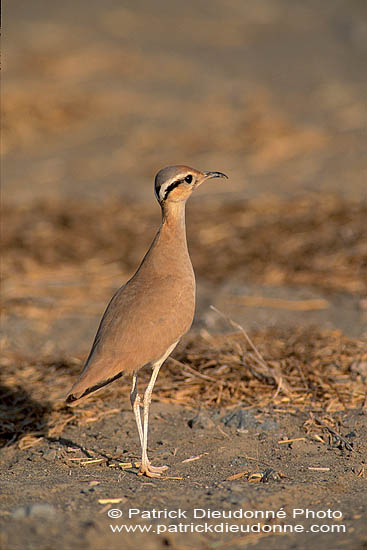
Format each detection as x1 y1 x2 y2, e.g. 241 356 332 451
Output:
135 201 191 277
148 201 190 268
161 201 187 233
138 201 192 276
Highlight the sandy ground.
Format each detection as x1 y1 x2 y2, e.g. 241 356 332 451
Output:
2 1 367 549
1 404 366 550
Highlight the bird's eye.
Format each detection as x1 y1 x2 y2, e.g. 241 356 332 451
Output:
185 175 193 183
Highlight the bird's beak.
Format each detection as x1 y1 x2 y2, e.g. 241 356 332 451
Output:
203 171 228 181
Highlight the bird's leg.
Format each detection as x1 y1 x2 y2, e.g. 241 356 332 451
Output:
137 341 177 477
138 362 168 478
130 374 143 455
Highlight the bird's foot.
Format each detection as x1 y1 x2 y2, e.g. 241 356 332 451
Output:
138 461 169 478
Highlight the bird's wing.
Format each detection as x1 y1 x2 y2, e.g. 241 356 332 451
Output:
66 273 194 402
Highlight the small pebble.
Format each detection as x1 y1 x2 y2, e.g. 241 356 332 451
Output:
221 409 258 431
188 411 215 429
12 503 56 519
43 450 57 461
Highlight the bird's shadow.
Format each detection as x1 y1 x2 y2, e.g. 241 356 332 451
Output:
0 378 51 449
46 435 97 458
0 378 117 462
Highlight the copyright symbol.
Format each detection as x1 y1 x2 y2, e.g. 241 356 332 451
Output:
108 508 123 518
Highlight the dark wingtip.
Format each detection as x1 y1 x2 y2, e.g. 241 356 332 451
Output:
66 393 78 404
65 371 124 405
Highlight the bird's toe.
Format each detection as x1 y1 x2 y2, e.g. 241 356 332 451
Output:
138 462 169 477
148 464 169 473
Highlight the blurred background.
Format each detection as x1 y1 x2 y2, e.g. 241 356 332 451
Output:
2 7 367 547
3 0 367 360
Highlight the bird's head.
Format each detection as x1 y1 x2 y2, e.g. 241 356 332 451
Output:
154 165 228 205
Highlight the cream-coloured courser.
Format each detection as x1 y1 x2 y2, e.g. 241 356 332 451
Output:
66 165 227 477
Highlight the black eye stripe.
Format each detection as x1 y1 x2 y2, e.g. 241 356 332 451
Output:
162 175 194 200
163 179 182 200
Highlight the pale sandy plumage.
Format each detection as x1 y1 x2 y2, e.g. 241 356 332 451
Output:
66 165 227 476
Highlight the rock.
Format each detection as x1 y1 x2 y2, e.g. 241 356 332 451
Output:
221 409 278 433
262 468 282 482
221 409 259 431
115 446 128 455
229 457 248 467
260 419 279 432
81 487 95 494
188 411 215 429
12 503 56 519
228 482 244 493
43 449 57 461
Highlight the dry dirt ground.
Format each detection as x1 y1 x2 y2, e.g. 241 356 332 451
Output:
2 1 367 549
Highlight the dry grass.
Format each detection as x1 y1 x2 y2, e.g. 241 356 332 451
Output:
1 327 366 449
3 194 367 304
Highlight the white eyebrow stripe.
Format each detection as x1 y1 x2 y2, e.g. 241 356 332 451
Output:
159 176 186 201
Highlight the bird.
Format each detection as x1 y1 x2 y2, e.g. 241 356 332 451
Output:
66 165 228 477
